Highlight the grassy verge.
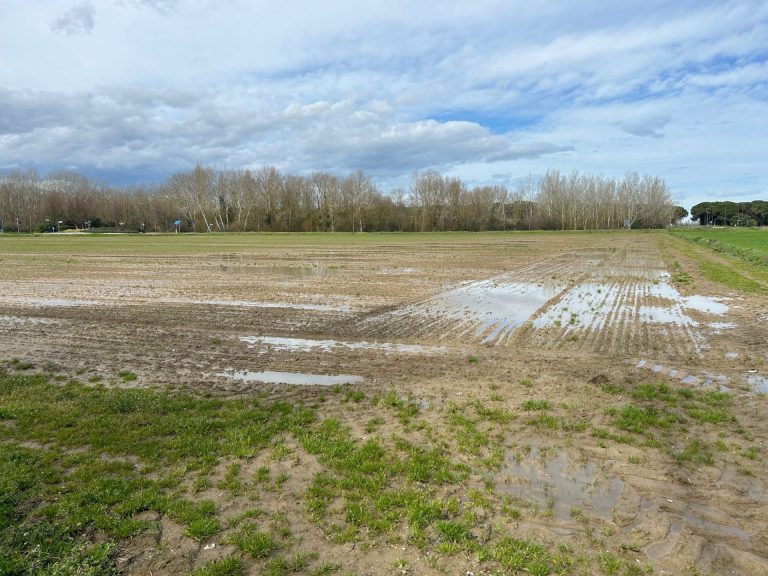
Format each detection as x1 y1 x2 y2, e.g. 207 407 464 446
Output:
667 230 768 293
669 228 768 293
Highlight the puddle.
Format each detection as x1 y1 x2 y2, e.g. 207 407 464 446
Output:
635 360 732 391
0 296 353 313
645 521 684 559
197 300 352 312
747 374 768 393
534 278 730 332
377 267 421 275
3 297 105 307
499 447 623 521
239 336 446 354
414 280 563 342
264 265 336 278
710 322 736 332
0 315 61 325
683 296 729 315
640 502 748 560
215 370 364 386
680 511 749 541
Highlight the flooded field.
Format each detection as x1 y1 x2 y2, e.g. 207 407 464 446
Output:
0 231 766 575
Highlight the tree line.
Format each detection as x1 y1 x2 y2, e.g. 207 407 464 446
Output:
0 166 680 233
690 201 768 227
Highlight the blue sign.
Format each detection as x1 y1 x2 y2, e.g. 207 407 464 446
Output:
174 220 181 226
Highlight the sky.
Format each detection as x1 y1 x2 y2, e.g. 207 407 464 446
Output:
1 0 767 211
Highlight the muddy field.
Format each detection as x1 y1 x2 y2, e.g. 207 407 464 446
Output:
1 231 767 575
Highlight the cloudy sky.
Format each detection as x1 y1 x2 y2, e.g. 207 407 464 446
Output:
1 0 767 209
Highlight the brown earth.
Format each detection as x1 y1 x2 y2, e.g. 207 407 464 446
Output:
1 231 766 575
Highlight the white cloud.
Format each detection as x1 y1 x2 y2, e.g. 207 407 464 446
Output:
0 0 765 207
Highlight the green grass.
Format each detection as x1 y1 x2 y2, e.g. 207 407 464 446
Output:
672 228 768 258
0 366 672 575
228 523 279 558
118 370 138 382
0 230 610 256
191 556 245 576
601 381 738 466
698 261 763 292
671 228 768 292
522 399 552 411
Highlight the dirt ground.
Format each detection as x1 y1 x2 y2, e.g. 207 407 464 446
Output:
1 231 766 575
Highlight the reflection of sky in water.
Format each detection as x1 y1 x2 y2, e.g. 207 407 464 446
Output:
239 335 445 354
747 374 768 393
215 370 363 386
534 279 729 330
401 280 564 342
501 447 623 521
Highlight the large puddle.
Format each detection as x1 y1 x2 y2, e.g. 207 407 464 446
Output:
378 254 735 349
239 336 446 354
533 281 728 330
400 280 563 343
215 370 364 386
498 447 623 521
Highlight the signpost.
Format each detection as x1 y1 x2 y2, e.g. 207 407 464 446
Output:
174 219 181 234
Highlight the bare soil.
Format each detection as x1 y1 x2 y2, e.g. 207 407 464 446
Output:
1 231 766 575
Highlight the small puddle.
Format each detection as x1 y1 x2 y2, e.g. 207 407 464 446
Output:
683 295 729 315
645 521 684 559
198 300 352 312
0 315 61 325
215 370 363 386
636 360 731 391
643 512 749 560
747 374 768 393
680 511 749 541
499 448 623 521
4 297 105 307
239 336 446 354
377 267 421 275
710 322 736 332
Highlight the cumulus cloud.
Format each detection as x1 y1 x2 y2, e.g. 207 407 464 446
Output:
51 2 95 35
0 88 571 182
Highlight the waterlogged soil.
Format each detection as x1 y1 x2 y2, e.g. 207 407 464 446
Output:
1 232 767 575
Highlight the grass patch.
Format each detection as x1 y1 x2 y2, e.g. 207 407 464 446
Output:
191 556 245 576
228 523 279 558
522 400 552 411
699 261 763 293
675 440 714 466
603 382 738 465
